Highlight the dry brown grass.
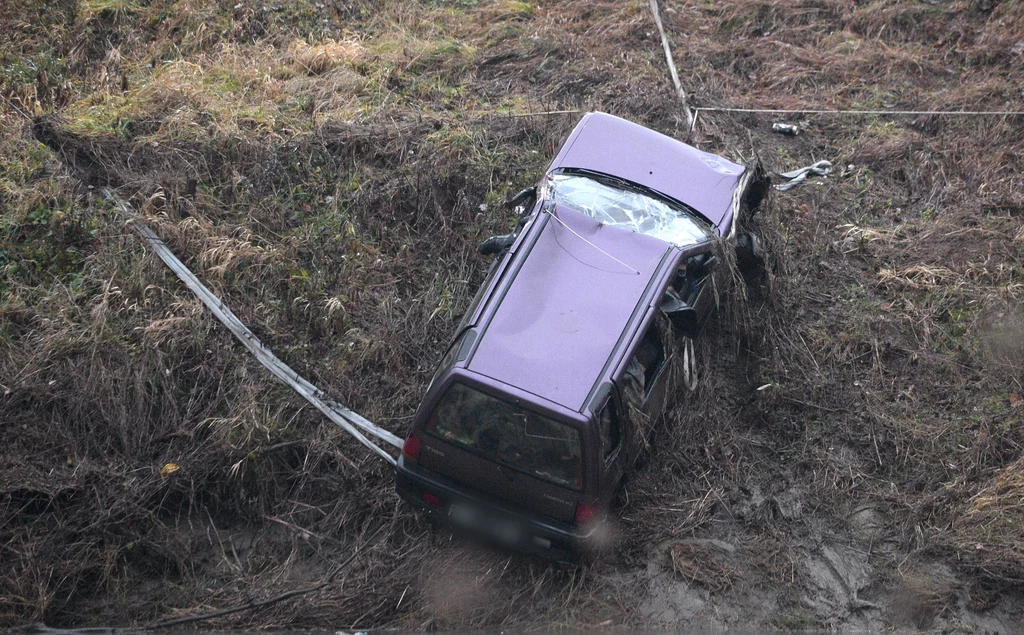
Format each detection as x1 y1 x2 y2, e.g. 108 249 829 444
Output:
287 38 364 75
667 541 737 592
877 264 960 288
956 456 1024 580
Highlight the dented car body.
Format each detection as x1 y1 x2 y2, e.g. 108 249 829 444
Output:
396 112 765 561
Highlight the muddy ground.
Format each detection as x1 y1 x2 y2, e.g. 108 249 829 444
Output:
2 0 1024 631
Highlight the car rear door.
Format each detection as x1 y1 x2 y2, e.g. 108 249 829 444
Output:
596 392 626 507
618 312 675 463
417 435 581 522
414 380 585 523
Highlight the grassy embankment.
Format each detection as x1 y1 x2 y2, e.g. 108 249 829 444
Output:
1 0 1023 628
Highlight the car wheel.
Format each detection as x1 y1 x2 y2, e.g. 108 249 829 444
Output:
735 232 765 274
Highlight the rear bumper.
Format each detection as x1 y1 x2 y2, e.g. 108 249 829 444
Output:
395 457 598 563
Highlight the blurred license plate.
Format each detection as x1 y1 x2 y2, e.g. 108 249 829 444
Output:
448 503 522 546
448 502 480 527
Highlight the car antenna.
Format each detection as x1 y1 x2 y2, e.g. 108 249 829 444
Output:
543 207 641 275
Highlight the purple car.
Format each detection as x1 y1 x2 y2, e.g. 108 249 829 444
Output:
396 112 766 561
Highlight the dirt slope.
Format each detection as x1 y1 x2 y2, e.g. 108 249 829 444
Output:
2 0 1023 630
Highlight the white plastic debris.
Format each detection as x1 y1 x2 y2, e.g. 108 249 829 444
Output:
775 160 833 191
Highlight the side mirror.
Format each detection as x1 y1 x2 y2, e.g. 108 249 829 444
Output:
507 187 537 212
687 253 719 278
479 233 515 256
659 289 700 337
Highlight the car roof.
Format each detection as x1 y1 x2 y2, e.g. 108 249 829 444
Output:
466 203 672 412
548 112 746 232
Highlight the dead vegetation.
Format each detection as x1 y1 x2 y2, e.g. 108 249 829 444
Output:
2 0 1023 630
668 540 737 592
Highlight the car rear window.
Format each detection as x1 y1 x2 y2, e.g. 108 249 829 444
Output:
548 171 711 247
426 382 583 490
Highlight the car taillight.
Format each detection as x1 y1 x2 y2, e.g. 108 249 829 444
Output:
575 501 597 526
402 435 422 462
422 492 441 507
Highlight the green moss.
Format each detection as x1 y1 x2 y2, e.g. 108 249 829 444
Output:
60 92 137 136
487 23 524 46
980 393 1012 417
372 34 477 81
0 140 52 186
500 1 535 16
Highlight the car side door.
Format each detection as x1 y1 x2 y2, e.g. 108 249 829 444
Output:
596 392 626 505
672 247 721 336
619 313 674 463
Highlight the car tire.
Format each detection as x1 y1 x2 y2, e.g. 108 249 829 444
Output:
682 336 698 392
735 232 765 273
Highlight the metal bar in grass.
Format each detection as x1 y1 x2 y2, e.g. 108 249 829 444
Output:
649 0 694 129
101 188 402 463
699 106 1024 116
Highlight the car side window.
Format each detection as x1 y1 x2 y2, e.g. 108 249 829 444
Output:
598 398 621 460
672 263 693 299
631 323 666 397
673 251 717 302
455 258 502 333
427 330 466 391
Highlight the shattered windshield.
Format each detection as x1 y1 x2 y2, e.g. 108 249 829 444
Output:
548 171 712 247
427 382 583 490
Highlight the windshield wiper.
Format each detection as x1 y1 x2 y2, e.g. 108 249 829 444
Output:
558 168 711 228
562 168 643 196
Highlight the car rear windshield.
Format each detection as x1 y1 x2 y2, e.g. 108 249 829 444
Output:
548 170 711 247
426 382 583 490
